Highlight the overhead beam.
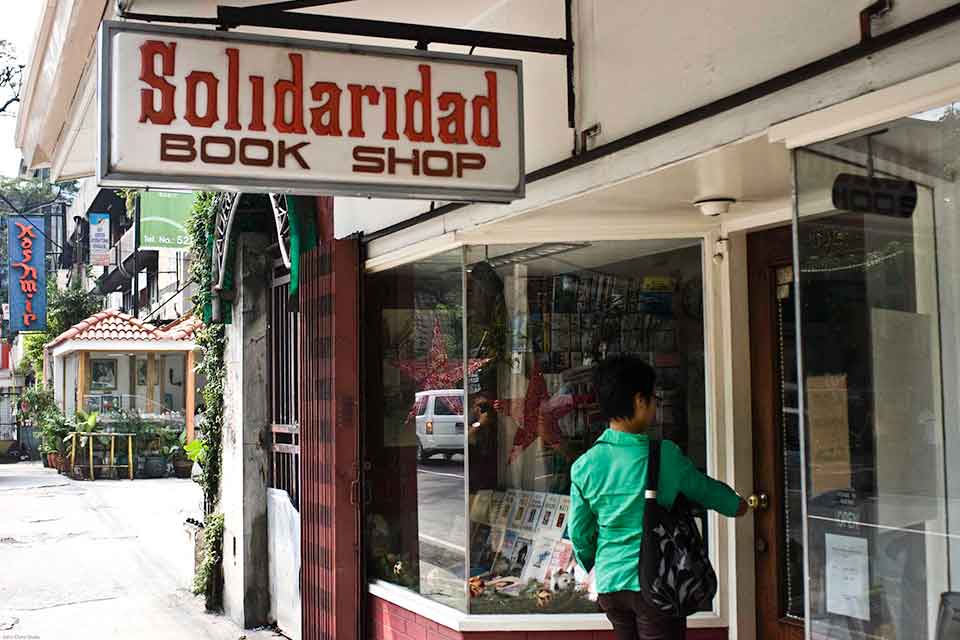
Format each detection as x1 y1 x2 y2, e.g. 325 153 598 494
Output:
216 7 572 55
238 0 354 11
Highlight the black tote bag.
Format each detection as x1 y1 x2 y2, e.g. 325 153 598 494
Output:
638 440 718 617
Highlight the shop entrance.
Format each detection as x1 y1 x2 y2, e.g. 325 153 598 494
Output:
747 225 805 640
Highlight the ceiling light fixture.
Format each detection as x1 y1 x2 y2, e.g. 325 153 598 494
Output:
694 197 737 217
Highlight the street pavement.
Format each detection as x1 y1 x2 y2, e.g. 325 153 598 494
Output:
415 456 467 609
0 462 281 640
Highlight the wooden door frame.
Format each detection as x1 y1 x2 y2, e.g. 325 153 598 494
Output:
747 225 804 640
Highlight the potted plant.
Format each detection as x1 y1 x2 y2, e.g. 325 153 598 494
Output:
167 430 193 479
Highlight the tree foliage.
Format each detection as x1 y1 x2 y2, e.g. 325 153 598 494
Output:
45 279 104 339
0 40 23 117
16 280 104 379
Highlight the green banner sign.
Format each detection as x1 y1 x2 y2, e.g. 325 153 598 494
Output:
138 191 196 249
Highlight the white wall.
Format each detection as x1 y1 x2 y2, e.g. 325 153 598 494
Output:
334 0 960 244
267 488 301 640
64 354 78 414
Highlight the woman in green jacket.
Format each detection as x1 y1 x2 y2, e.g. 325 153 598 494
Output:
569 355 748 640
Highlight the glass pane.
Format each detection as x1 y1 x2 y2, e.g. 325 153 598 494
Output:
363 249 467 611
795 105 957 639
463 240 710 614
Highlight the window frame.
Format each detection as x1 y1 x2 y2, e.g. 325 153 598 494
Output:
364 232 731 630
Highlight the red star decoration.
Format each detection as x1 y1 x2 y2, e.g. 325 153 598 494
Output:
507 358 563 463
395 317 491 392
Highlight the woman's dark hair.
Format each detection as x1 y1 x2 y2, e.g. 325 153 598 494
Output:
592 355 656 421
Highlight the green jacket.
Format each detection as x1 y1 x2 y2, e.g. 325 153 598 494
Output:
568 429 741 594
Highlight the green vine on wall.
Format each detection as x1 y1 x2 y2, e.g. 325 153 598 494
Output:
192 512 224 609
186 191 227 609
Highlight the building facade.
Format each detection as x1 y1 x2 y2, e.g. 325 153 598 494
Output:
15 2 960 639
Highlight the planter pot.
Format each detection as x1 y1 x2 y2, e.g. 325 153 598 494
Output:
141 455 166 479
173 458 193 479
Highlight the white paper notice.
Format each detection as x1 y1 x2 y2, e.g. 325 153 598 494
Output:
825 533 870 621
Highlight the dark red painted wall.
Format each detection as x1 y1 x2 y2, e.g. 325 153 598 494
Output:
369 595 729 640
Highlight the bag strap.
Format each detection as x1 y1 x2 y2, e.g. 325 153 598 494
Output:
645 439 661 499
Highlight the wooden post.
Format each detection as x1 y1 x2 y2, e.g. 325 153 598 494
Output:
147 353 157 412
185 350 196 442
110 435 116 477
76 351 88 414
128 435 134 480
88 434 94 481
70 433 77 472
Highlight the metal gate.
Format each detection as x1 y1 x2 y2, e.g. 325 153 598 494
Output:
270 259 300 508
0 389 19 440
299 238 361 640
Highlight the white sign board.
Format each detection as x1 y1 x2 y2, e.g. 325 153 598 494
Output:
88 212 111 267
98 22 524 202
825 533 870 621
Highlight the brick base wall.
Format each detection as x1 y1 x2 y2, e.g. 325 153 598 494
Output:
369 595 729 640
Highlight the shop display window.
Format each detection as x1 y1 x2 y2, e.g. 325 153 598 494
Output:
363 240 712 615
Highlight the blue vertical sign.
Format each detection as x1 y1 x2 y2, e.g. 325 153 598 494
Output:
8 216 46 332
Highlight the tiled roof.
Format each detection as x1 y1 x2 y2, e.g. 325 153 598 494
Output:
159 312 203 341
46 309 201 349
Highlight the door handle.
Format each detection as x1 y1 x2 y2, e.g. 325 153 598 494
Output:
747 492 770 511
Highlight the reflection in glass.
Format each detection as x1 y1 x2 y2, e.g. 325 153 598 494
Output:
795 105 957 639
364 249 467 611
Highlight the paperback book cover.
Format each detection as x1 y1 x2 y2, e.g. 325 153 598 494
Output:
553 496 571 537
511 491 532 530
491 529 518 577
507 535 534 578
474 526 506 577
524 492 546 532
470 490 494 525
469 523 493 575
539 494 561 532
523 536 558 583
495 490 518 527
488 492 505 526
545 539 575 581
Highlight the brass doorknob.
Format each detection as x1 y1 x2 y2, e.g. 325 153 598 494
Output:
747 493 770 511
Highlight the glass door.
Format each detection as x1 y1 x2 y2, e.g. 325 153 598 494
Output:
794 106 958 639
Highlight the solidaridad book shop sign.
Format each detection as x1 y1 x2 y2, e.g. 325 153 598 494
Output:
98 21 524 202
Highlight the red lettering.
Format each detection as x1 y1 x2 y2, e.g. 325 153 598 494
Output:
457 152 486 177
139 41 177 125
14 223 35 239
382 87 399 140
274 53 307 135
388 148 420 176
160 133 197 162
225 48 241 130
279 140 310 169
239 138 274 166
310 82 342 136
471 71 500 147
423 150 454 177
249 76 266 131
184 71 219 128
348 84 380 138
437 92 467 144
352 146 386 174
404 65 433 143
200 137 236 164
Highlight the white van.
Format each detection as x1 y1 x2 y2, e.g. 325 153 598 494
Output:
412 389 465 462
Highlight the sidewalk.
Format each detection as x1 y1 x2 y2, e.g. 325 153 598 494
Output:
0 462 281 640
